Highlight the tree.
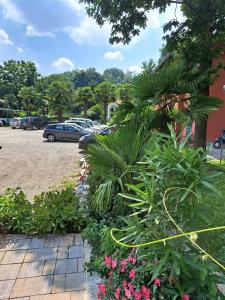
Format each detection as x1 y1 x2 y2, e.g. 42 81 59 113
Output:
46 80 72 121
103 68 124 84
95 81 116 124
18 86 41 115
117 83 133 102
73 68 103 88
141 59 156 73
77 86 93 118
80 0 225 148
0 60 39 107
3 94 18 109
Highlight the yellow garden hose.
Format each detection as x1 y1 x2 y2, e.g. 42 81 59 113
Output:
110 187 225 271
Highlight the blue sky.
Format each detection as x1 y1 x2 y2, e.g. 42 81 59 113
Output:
0 0 183 75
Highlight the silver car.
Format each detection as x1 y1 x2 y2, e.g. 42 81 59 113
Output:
10 117 21 129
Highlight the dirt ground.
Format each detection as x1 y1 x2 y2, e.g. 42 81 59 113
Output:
0 127 81 199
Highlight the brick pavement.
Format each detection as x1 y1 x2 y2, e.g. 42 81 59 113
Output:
0 234 86 300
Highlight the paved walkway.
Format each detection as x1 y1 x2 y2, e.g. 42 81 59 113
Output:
0 234 86 300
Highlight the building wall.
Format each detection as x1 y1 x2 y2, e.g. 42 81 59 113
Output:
207 52 225 142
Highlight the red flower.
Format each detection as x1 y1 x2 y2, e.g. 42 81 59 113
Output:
114 288 121 299
104 256 111 268
154 278 161 286
127 282 134 293
121 259 128 267
98 283 106 296
141 285 151 300
132 256 137 264
129 268 135 280
96 292 101 300
112 260 117 269
183 295 190 300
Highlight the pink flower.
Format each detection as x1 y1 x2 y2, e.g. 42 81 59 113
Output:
112 260 117 269
122 280 127 290
129 268 135 280
114 288 121 299
141 285 151 300
121 259 128 267
120 266 126 272
132 256 137 264
133 290 142 300
98 283 106 296
183 295 190 300
154 278 161 287
127 282 134 293
104 256 111 268
108 271 113 284
122 298 127 300
96 292 101 300
125 288 132 298
128 255 133 263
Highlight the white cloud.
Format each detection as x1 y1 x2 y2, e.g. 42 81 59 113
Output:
16 46 23 53
26 25 55 38
0 0 24 23
66 16 111 45
52 57 75 71
127 65 143 74
104 51 123 61
62 0 83 13
33 61 40 69
0 29 13 45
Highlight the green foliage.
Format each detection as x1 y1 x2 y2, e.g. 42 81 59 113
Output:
0 188 86 234
18 86 41 115
77 86 93 118
73 68 103 88
103 68 124 84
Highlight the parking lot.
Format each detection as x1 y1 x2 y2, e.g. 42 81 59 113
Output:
0 128 81 199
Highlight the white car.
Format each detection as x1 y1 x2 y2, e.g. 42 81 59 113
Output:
69 118 108 133
10 117 22 129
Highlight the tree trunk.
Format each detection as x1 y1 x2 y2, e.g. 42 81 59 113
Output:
194 117 208 149
103 102 108 124
57 111 63 122
84 99 88 118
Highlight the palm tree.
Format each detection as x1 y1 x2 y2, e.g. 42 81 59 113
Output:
18 86 40 115
95 81 116 124
46 80 71 122
77 86 93 118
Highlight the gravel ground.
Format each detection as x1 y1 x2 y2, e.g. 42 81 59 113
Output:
0 127 81 199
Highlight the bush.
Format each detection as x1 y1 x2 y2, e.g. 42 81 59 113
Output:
0 188 86 234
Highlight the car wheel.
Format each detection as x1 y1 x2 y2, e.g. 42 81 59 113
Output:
213 141 221 149
12 127 15 129
47 134 56 142
23 128 27 130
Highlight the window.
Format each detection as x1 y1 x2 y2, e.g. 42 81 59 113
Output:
64 125 78 132
55 125 64 130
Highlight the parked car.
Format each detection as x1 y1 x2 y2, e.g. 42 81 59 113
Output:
0 120 3 127
69 118 108 132
10 117 22 129
21 117 48 130
213 130 225 149
79 126 116 149
64 119 94 131
43 123 92 142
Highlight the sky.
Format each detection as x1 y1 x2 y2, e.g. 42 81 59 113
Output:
0 0 183 75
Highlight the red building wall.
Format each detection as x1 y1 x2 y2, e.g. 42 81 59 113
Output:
207 52 225 142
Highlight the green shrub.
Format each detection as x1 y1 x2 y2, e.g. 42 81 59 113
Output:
0 188 86 234
32 188 86 234
0 188 32 233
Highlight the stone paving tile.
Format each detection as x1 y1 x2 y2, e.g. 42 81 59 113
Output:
57 247 68 259
44 236 75 248
18 262 44 278
0 240 15 251
1 250 27 264
52 275 66 293
10 276 53 298
10 297 30 300
68 246 83 258
30 292 71 300
42 260 56 275
13 239 32 250
0 279 15 299
74 235 83 246
78 258 84 272
0 263 21 280
70 290 84 300
65 272 85 291
55 259 77 275
24 248 58 263
0 251 5 262
29 238 45 249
